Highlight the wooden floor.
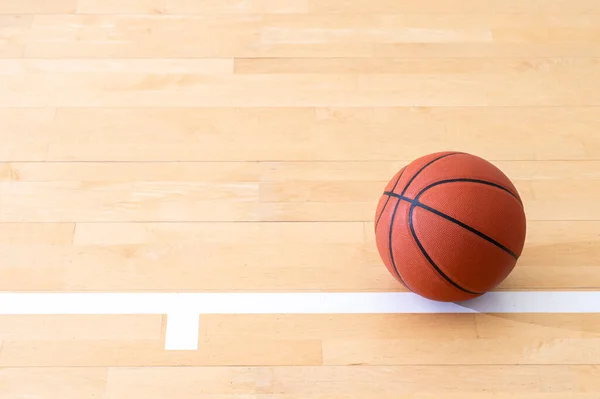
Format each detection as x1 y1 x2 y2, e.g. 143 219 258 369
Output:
2 0 600 397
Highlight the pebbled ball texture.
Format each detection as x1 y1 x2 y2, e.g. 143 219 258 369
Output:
374 151 527 302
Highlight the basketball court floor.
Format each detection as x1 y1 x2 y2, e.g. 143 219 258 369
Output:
1 0 600 397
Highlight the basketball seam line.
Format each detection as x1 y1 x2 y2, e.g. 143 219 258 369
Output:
375 167 406 230
384 192 414 202
415 178 523 257
384 191 507 295
383 191 519 260
416 202 518 259
408 201 483 295
412 178 521 294
387 152 462 292
384 174 523 295
398 153 465 199
419 178 523 207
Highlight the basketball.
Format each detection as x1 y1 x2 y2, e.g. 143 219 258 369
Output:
375 151 526 302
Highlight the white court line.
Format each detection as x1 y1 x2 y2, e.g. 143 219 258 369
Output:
1 291 599 350
164 312 200 351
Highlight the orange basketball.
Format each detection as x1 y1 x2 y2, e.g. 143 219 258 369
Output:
374 151 526 302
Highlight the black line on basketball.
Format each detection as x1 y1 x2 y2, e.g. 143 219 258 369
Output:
384 190 515 260
408 201 483 295
386 197 411 289
383 191 413 202
399 152 464 197
375 167 406 229
388 152 461 290
413 178 522 258
419 178 523 206
416 202 518 259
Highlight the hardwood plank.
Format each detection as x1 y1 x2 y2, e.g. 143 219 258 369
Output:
1 328 599 370
235 57 600 74
256 366 600 393
0 162 260 182
205 315 600 366
2 59 600 106
474 314 600 339
2 365 596 399
0 315 162 340
0 16 31 57
504 220 600 289
308 0 600 14
260 160 600 181
77 0 308 14
516 219 600 265
322 337 600 365
0 58 234 73
202 314 479 340
106 367 260 396
70 0 600 14
0 221 598 291
0 368 107 399
0 0 76 13
4 160 595 222
105 366 600 396
0 222 74 244
0 108 56 161
3 108 599 161
203 314 600 341
6 14 600 58
0 221 385 291
0 181 260 222
0 337 322 366
541 0 600 13
259 161 600 221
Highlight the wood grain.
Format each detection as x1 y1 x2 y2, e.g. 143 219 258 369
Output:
0 337 322 366
0 16 32 57
0 0 76 13
3 108 600 161
104 366 600 396
234 57 600 74
2 59 600 106
1 161 598 222
2 0 600 396
0 315 162 340
323 337 600 365
9 366 595 399
201 314 479 340
70 0 600 14
76 0 308 14
1 314 600 366
308 0 600 14
1 220 598 291
0 368 106 399
0 14 597 58
2 365 599 399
